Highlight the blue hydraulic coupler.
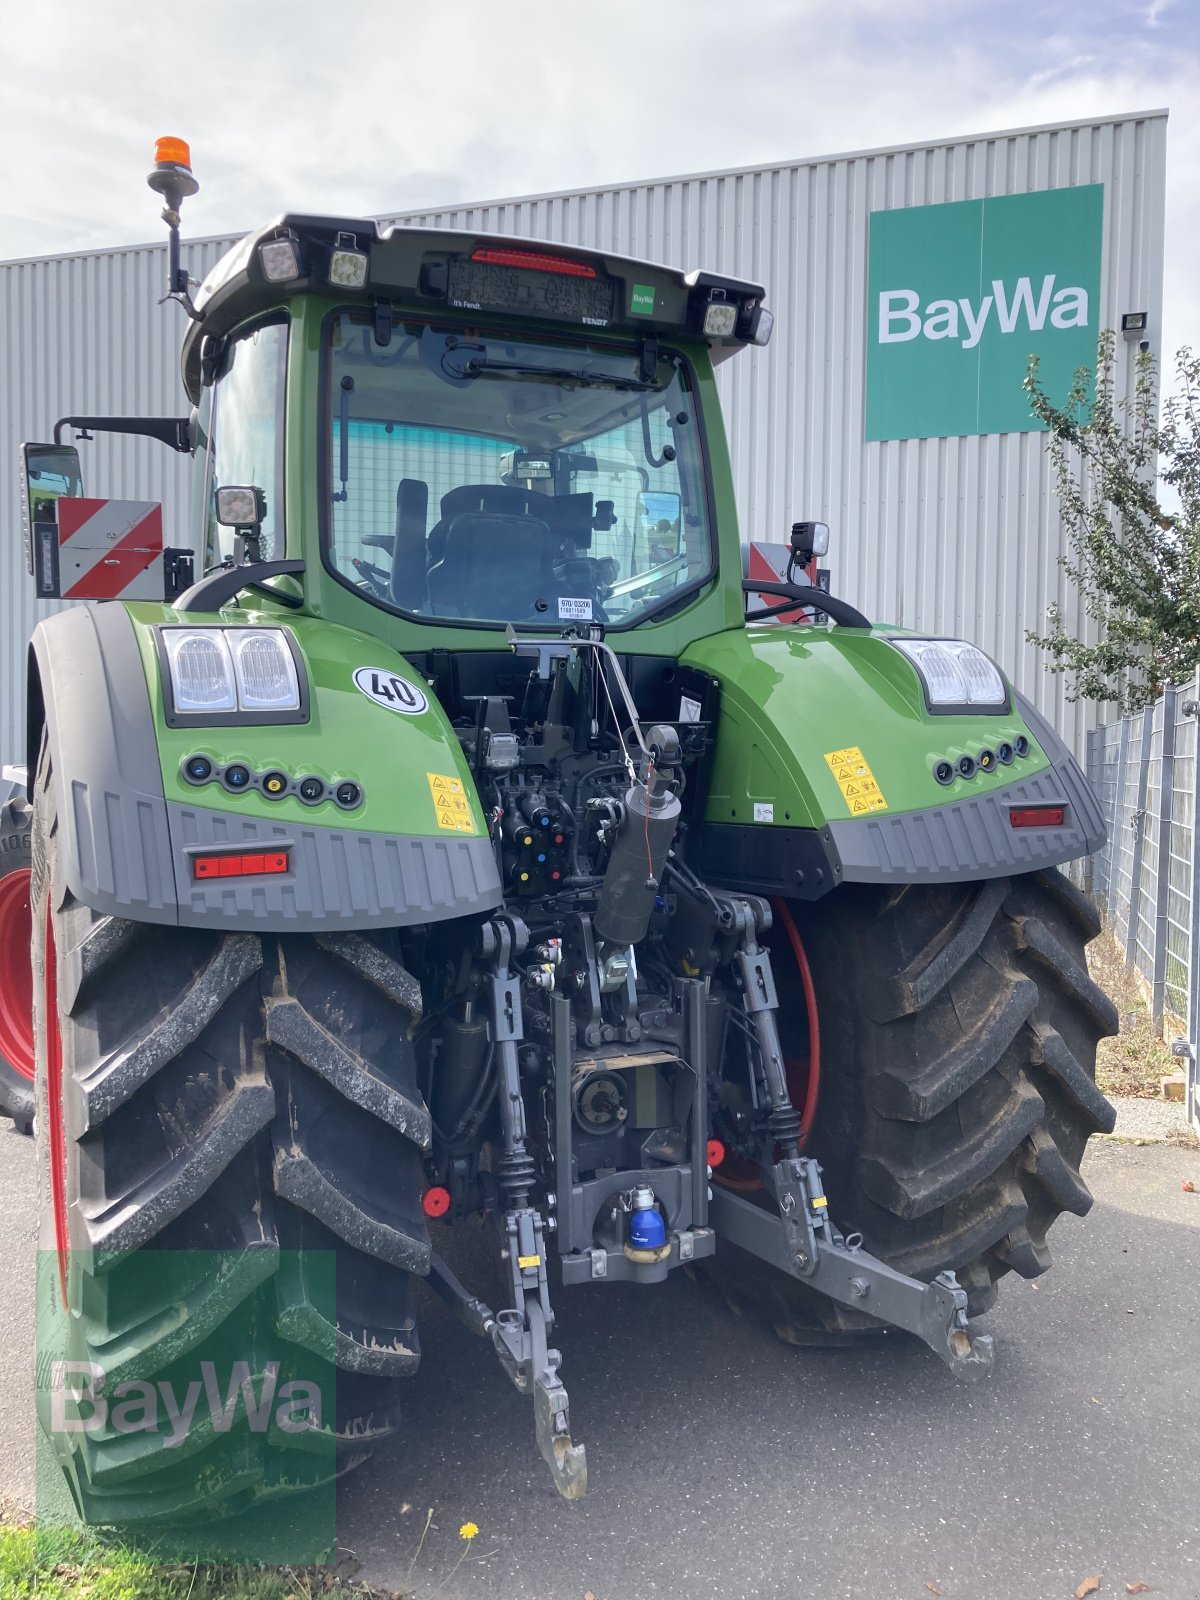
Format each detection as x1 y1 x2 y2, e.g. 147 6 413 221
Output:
628 1187 666 1250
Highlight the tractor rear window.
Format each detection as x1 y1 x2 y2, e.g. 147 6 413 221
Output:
322 313 712 629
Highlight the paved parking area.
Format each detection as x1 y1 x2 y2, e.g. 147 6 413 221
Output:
2 1131 1198 1599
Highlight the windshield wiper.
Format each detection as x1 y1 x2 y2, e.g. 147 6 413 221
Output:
441 346 660 391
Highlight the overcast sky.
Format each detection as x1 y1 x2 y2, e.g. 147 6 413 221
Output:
1 0 1196 349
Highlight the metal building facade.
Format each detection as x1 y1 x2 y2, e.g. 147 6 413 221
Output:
0 109 1167 766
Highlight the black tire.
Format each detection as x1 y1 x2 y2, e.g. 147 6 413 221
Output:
705 869 1118 1341
32 740 431 1524
0 792 34 1134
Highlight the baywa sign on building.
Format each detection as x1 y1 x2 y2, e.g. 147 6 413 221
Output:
865 184 1104 441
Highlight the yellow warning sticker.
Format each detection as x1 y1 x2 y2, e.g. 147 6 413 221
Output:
426 772 476 834
824 746 888 815
517 1254 541 1269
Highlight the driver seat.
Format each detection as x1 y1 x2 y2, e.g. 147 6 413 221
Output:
426 512 556 620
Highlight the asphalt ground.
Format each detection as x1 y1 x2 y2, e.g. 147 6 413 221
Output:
2 1129 1198 1600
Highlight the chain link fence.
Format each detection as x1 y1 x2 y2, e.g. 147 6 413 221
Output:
1085 675 1200 1132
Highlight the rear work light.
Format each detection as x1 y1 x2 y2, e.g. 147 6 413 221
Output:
192 850 290 880
1009 806 1065 829
470 246 596 278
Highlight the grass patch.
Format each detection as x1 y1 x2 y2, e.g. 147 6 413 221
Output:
1088 931 1181 1099
0 1508 399 1600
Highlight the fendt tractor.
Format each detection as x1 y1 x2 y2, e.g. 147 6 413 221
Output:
12 140 1116 1520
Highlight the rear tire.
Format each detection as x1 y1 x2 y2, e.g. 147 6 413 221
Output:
0 793 34 1135
706 870 1118 1341
32 740 431 1523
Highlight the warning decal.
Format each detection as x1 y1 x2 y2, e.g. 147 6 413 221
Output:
824 746 889 816
426 772 477 834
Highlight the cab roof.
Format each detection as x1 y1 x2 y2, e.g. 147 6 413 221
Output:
181 215 770 400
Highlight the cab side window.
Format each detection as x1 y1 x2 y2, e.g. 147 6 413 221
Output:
205 320 287 565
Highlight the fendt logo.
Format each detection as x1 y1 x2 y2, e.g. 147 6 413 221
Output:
865 185 1103 442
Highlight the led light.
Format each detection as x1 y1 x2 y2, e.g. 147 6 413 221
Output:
229 629 301 712
747 305 774 346
214 485 266 527
192 849 290 880
329 233 368 288
259 238 301 282
791 520 830 559
164 629 237 712
947 643 1007 707
703 302 738 338
892 639 967 704
891 638 1007 708
1010 806 1065 829
163 626 305 719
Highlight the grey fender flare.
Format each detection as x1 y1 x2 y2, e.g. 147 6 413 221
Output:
28 603 178 922
28 603 504 931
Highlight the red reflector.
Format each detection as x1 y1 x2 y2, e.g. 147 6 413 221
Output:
1009 806 1065 829
192 850 290 880
706 1138 726 1169
470 246 596 278
422 1186 451 1218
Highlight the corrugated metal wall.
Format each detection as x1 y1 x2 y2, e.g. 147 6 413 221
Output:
0 110 1167 766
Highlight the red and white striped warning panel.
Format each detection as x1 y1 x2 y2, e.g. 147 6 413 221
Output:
35 499 165 601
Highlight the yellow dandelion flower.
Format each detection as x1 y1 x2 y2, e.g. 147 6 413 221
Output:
459 1521 479 1542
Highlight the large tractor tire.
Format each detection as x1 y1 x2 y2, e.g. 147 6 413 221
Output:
708 869 1118 1341
0 792 34 1135
32 741 431 1524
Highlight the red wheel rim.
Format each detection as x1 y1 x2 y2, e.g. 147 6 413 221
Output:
44 899 69 1297
714 899 822 1193
0 868 34 1078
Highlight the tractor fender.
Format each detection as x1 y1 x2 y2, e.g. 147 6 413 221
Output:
27 603 503 931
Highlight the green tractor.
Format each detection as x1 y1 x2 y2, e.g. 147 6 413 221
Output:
22 139 1116 1520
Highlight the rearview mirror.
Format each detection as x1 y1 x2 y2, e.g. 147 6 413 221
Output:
21 442 83 575
636 490 683 561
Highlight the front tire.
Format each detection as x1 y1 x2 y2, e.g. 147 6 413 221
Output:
706 870 1118 1341
32 741 431 1524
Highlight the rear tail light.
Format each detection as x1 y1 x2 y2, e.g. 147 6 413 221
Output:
1009 806 1065 829
192 850 290 880
470 246 596 278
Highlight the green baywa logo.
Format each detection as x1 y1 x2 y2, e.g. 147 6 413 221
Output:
878 274 1090 350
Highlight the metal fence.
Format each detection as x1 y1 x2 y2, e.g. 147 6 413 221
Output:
1085 677 1200 1132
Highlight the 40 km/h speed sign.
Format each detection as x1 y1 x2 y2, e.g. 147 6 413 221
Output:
352 667 429 716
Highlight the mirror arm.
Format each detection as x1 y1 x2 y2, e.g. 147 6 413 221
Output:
53 416 192 453
742 579 871 630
